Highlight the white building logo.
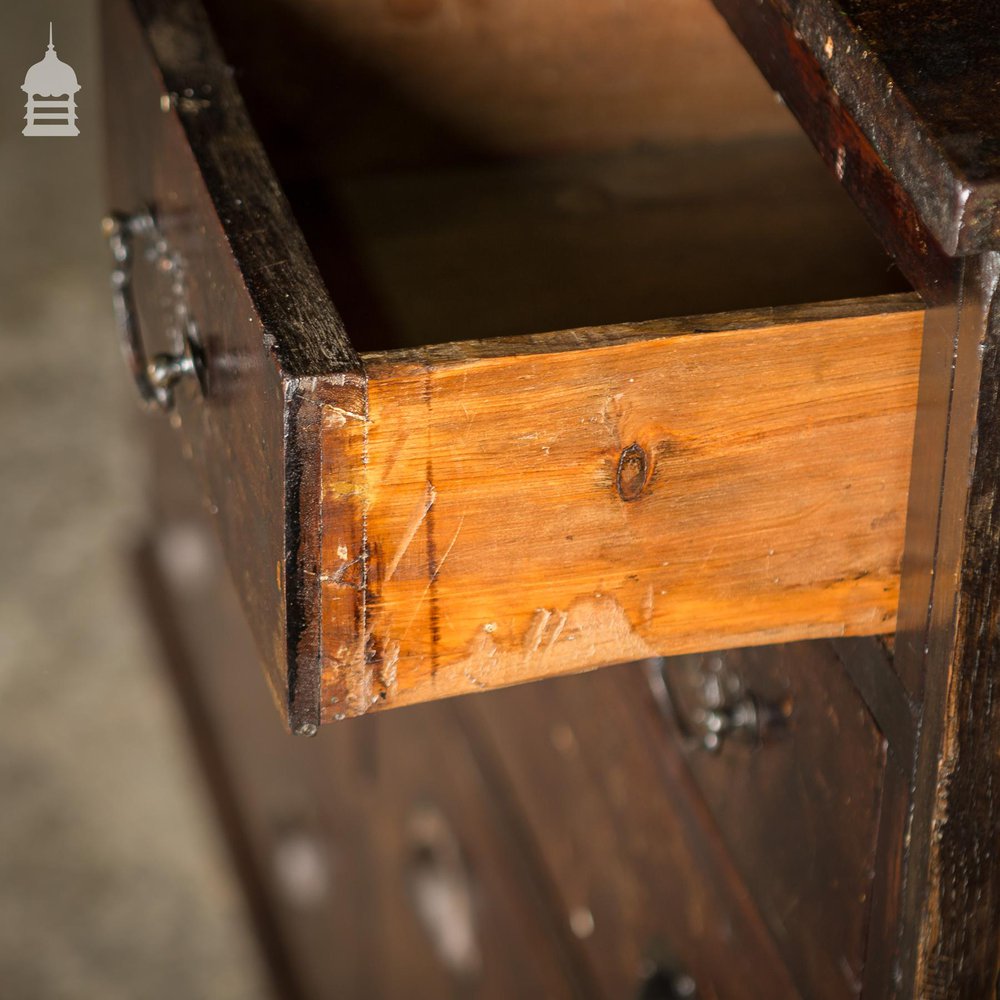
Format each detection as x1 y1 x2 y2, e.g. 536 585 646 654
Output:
22 23 80 137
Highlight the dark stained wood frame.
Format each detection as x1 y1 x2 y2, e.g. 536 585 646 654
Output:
103 0 364 731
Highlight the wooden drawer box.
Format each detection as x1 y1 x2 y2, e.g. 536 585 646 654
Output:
102 0 923 732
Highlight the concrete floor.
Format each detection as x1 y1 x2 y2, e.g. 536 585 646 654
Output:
0 4 271 997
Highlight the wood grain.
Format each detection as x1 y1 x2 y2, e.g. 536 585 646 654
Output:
317 296 924 718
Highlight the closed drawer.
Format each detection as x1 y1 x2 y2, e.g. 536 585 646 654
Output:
103 0 921 729
141 505 590 999
461 666 802 999
644 643 905 998
460 648 904 1000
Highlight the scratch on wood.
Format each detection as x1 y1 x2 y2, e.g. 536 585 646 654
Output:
454 594 659 691
522 608 569 655
321 555 365 588
643 584 655 623
376 639 400 695
385 482 436 583
398 516 466 641
324 405 368 428
434 516 464 582
547 611 568 648
524 609 552 654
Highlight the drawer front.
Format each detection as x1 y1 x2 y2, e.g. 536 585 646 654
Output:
461 669 802 1000
646 643 890 998
460 649 903 1000
102 0 363 731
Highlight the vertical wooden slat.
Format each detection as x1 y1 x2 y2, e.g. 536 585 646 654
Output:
895 258 1000 997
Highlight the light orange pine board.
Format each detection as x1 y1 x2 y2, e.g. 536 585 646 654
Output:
318 297 923 717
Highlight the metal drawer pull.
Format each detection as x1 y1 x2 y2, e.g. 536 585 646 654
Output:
102 209 201 412
646 655 792 753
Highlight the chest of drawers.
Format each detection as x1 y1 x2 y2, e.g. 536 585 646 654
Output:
107 0 1000 995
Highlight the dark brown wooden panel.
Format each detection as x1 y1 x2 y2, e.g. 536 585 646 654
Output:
102 0 363 729
894 257 1000 997
461 667 802 1000
647 643 886 999
710 0 955 299
714 0 1000 258
793 0 1000 258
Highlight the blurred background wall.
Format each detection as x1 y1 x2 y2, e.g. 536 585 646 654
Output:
0 3 270 996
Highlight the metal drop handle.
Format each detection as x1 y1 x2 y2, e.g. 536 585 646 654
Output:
102 209 199 412
646 656 791 753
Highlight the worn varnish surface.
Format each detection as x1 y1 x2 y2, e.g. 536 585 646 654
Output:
315 297 923 718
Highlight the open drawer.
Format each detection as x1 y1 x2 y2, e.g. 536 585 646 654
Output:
102 0 922 731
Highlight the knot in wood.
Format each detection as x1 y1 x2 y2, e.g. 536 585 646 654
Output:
616 443 650 502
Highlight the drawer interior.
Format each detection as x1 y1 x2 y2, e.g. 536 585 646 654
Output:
201 0 909 351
